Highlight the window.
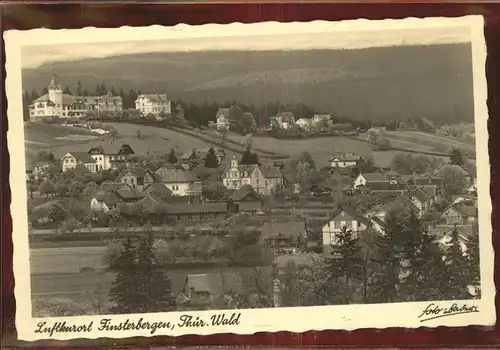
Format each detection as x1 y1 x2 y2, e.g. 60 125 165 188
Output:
334 221 340 229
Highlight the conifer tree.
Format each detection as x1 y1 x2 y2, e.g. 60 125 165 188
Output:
167 148 177 164
401 224 447 301
134 228 176 312
466 231 481 298
371 212 404 303
204 147 219 168
109 238 141 314
108 229 175 314
327 226 363 304
442 228 472 299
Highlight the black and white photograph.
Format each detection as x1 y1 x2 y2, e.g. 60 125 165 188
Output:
5 16 494 340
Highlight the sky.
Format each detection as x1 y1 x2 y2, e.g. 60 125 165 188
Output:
21 27 471 69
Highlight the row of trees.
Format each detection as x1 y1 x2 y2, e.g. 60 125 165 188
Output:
278 208 479 307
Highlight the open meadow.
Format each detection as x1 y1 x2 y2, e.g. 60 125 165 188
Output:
24 122 238 163
381 130 476 156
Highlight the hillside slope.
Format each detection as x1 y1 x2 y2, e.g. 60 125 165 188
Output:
22 44 474 123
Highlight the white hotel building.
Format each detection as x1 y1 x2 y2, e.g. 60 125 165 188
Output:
29 74 123 120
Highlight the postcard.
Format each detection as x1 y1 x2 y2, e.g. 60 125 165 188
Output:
4 15 495 341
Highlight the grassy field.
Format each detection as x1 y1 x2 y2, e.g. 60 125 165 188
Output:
24 122 239 161
382 130 476 156
30 246 107 274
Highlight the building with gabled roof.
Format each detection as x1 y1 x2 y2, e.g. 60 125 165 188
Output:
180 272 244 309
29 74 122 120
88 143 135 170
154 166 201 196
61 152 97 172
330 152 362 168
222 156 283 195
116 167 156 191
135 93 171 118
353 172 388 188
441 203 478 225
408 187 434 218
322 207 372 254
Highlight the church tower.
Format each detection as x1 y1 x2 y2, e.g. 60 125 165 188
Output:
47 73 63 115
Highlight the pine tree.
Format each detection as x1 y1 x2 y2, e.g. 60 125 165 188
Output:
466 230 480 298
327 226 363 304
77 81 82 96
442 228 472 299
449 148 466 166
109 230 175 314
204 147 219 168
401 224 448 301
240 148 258 165
167 148 177 164
371 213 404 303
108 238 142 314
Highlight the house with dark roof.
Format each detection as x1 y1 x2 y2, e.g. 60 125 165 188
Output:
90 190 122 212
179 273 244 309
329 152 362 168
408 188 434 218
353 172 388 188
154 167 201 197
441 204 478 225
222 156 283 196
61 152 97 172
274 111 296 129
142 183 173 200
134 93 171 118
261 221 308 256
88 144 135 170
230 185 263 213
179 147 226 165
321 208 372 254
117 168 156 191
164 202 229 223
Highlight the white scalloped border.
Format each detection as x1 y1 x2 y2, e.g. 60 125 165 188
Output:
4 16 494 341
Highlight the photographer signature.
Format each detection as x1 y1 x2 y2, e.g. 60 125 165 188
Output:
418 303 479 322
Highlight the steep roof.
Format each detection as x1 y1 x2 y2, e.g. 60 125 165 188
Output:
411 188 431 203
419 185 437 198
47 74 61 89
331 207 372 226
33 94 53 103
66 152 96 164
231 185 260 202
115 186 143 200
452 204 478 217
330 152 361 162
137 94 168 103
155 167 197 183
142 183 173 198
360 172 388 183
184 273 243 295
216 107 230 119
74 163 92 176
94 191 121 207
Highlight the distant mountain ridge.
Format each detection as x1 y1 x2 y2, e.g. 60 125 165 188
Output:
22 43 474 123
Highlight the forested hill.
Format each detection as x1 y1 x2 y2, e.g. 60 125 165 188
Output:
22 43 474 124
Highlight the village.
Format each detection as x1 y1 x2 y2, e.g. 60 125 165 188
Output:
25 74 480 314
